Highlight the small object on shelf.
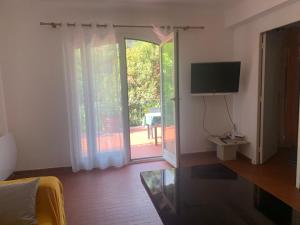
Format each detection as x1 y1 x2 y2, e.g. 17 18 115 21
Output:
219 137 228 144
208 136 249 161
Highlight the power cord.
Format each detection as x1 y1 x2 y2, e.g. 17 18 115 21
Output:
201 95 236 137
202 96 213 135
224 95 234 127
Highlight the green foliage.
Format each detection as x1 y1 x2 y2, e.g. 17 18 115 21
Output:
126 40 160 126
75 44 122 134
161 42 175 126
75 40 163 130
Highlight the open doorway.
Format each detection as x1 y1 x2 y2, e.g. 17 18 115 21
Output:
259 22 300 186
125 39 163 160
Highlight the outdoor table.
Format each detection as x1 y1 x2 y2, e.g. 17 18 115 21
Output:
143 112 161 145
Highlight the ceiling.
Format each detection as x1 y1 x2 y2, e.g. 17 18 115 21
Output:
45 0 242 7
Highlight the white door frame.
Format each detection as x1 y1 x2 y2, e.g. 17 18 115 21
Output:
297 103 300 188
160 31 181 168
258 32 300 189
118 31 181 165
120 35 165 162
174 31 181 168
257 32 266 165
118 35 131 163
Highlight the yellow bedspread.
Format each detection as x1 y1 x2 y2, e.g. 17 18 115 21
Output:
0 176 67 225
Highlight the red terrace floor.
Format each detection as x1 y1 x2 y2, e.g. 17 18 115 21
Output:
80 126 163 160
130 126 162 159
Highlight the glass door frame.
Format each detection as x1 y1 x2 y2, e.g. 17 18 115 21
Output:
160 31 181 168
120 36 164 162
118 35 131 163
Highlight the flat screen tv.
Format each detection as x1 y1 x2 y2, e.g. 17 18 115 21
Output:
191 62 241 95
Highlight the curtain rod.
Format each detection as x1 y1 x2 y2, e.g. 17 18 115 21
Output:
40 22 205 30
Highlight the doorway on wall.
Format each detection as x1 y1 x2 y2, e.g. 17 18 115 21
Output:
125 39 163 160
124 33 180 166
259 22 300 186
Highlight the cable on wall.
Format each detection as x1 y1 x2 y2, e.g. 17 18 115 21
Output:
202 96 213 136
223 95 234 127
202 96 236 137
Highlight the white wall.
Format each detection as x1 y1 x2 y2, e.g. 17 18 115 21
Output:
0 67 8 137
0 1 7 136
225 0 292 27
0 0 234 170
232 1 300 163
0 0 71 170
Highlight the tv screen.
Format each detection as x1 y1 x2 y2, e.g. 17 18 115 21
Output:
191 62 241 94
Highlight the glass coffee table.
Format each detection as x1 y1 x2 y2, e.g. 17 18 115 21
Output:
140 164 300 225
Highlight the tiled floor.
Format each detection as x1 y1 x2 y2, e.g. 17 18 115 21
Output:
81 126 163 160
63 162 170 225
11 150 300 225
13 161 170 225
181 150 300 211
224 151 300 211
130 126 162 159
129 125 175 159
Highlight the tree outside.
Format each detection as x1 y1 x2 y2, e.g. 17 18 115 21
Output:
126 39 160 126
75 44 123 135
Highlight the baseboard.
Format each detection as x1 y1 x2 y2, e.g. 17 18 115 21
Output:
9 167 73 180
180 145 215 155
236 152 252 163
180 150 216 157
129 157 164 164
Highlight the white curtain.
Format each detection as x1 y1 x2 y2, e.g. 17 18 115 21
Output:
62 26 127 172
